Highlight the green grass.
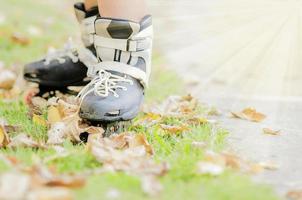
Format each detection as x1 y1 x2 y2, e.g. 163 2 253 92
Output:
0 1 280 200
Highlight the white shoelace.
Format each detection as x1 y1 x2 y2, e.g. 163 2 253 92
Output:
77 69 133 101
44 38 79 65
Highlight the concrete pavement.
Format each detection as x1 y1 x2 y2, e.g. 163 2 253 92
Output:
150 0 302 195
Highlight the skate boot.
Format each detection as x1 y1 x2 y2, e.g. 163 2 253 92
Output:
23 3 98 97
78 15 153 125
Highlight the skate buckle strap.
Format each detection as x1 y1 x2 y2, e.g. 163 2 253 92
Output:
80 16 97 45
82 16 97 35
93 35 151 52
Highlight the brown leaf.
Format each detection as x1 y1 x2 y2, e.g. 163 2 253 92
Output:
11 32 30 45
8 133 45 149
134 113 162 127
187 117 209 125
90 137 168 177
31 96 48 114
128 134 154 155
222 152 242 170
149 95 199 117
57 97 79 118
109 133 153 155
48 106 63 125
197 151 247 176
0 125 10 147
181 94 194 101
47 122 66 145
286 190 302 200
61 114 85 142
32 114 48 127
46 97 84 144
231 107 266 122
84 126 104 135
47 113 102 145
45 176 85 188
258 161 279 170
160 124 189 134
3 124 21 133
0 160 84 200
263 128 281 135
0 70 17 90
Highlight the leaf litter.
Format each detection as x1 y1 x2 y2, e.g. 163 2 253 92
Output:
196 150 278 176
263 128 281 136
0 155 85 200
0 92 280 198
231 107 266 122
88 133 168 196
287 190 302 200
11 32 31 46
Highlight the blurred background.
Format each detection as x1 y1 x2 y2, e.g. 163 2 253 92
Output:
150 0 302 192
1 0 302 194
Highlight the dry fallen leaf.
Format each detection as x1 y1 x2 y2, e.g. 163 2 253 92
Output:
48 106 63 125
286 190 302 200
258 161 279 170
47 122 67 145
89 135 168 196
231 107 266 122
263 128 281 136
149 95 199 117
186 117 209 125
31 96 48 114
45 176 85 188
128 134 154 155
134 113 162 127
84 126 104 135
0 161 84 200
108 133 153 155
57 97 79 118
197 151 247 176
0 125 10 147
0 70 17 90
160 124 189 134
8 133 45 149
11 32 31 46
32 114 48 127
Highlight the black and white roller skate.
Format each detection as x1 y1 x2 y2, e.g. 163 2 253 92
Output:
77 15 153 124
23 3 98 97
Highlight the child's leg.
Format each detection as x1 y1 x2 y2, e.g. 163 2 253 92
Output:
85 0 98 10
98 0 148 22
79 0 153 122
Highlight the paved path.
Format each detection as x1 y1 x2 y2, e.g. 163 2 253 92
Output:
150 0 302 195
